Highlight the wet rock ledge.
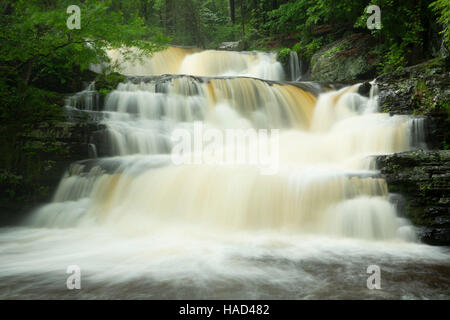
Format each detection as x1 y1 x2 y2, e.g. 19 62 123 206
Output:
374 57 450 246
0 117 104 223
377 151 450 245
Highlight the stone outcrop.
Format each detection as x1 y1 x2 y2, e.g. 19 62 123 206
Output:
218 41 245 51
375 57 449 245
0 115 103 223
377 151 450 245
310 33 379 82
376 57 450 150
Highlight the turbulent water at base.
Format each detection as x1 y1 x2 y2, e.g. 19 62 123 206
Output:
0 47 449 299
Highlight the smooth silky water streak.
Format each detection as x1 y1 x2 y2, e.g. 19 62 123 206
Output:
289 50 302 81
178 50 284 80
105 46 199 76
74 76 319 157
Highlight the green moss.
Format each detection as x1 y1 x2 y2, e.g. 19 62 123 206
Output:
326 45 341 55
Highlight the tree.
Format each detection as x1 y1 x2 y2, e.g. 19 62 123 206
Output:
0 0 168 122
229 0 235 24
240 0 245 36
430 0 450 47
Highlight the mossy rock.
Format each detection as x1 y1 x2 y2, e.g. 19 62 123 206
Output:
377 57 450 149
310 34 379 82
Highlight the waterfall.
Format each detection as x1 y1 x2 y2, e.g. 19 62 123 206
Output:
65 81 98 111
106 46 284 80
289 51 302 81
3 46 449 299
28 48 426 242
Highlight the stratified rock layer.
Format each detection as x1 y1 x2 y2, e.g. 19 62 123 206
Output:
377 151 450 245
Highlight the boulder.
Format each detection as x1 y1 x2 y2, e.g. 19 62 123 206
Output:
310 34 379 82
218 41 245 51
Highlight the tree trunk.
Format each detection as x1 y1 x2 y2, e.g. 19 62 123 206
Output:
229 0 235 24
272 0 278 10
140 0 149 24
165 0 174 34
20 58 35 93
240 0 245 37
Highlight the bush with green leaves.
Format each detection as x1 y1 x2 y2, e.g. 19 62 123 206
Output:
277 48 291 65
430 0 450 47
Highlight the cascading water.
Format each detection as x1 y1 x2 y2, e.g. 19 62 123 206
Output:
289 51 302 81
0 47 448 299
106 46 284 80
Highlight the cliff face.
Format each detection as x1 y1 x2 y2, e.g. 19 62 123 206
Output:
0 73 122 223
377 151 450 245
377 58 449 150
375 57 450 245
0 115 104 223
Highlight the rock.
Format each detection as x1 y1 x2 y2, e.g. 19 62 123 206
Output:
0 118 104 222
439 39 449 58
357 81 372 97
376 57 450 149
310 34 379 82
377 150 450 245
218 41 245 51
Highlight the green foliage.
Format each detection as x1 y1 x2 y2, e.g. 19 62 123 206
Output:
0 170 23 200
0 0 168 127
96 72 126 95
266 1 363 36
277 48 291 65
262 0 442 73
302 38 324 62
430 0 450 47
355 1 427 73
292 43 302 54
379 44 408 73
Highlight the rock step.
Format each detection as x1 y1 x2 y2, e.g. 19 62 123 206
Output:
377 150 450 246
